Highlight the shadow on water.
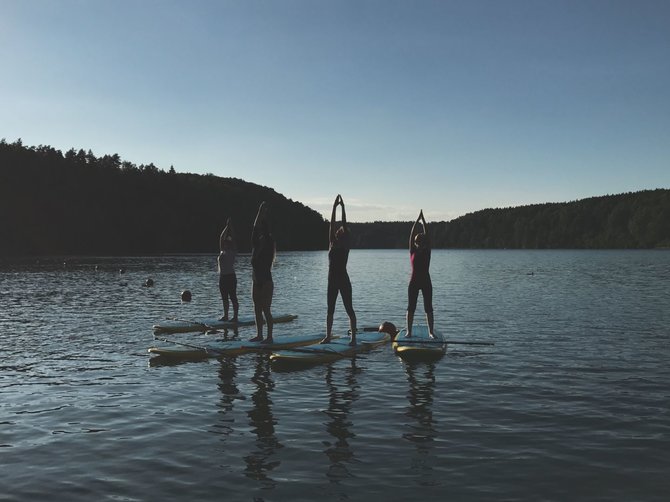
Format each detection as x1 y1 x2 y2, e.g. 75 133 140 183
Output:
402 361 438 480
323 357 360 487
244 353 282 488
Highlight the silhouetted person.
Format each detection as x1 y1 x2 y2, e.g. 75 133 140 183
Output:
321 194 357 346
406 210 434 338
249 202 275 343
218 217 239 322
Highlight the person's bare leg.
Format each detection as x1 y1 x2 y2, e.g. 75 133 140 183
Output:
321 313 334 343
426 311 435 338
261 282 274 343
249 287 263 342
261 306 273 343
406 310 414 337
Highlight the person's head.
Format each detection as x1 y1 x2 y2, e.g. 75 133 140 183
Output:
414 232 426 248
223 235 233 247
378 321 398 340
336 226 346 239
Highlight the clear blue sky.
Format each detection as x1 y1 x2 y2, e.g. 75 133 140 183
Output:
2 0 669 222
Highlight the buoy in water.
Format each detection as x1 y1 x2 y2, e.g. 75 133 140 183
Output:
181 290 192 302
144 278 154 287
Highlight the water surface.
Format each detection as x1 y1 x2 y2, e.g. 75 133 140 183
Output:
1 250 669 501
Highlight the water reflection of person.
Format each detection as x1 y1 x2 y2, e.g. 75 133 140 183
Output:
216 355 241 438
214 326 240 342
403 362 438 472
323 358 360 485
244 353 281 487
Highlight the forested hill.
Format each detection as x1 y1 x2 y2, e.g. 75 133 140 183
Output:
349 189 670 249
0 139 326 256
2 140 668 255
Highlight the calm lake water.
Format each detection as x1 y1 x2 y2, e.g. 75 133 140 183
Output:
1 250 669 501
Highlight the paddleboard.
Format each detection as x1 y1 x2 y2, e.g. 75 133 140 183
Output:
152 313 298 334
393 325 446 361
269 330 390 367
148 332 322 359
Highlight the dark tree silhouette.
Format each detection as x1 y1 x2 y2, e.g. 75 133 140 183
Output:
0 139 326 256
1 139 668 255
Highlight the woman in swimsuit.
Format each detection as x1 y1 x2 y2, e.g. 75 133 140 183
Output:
249 202 275 343
407 210 434 338
321 194 357 345
218 217 239 322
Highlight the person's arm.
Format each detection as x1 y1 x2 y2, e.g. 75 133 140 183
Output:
253 202 266 244
220 218 229 252
410 211 422 251
329 195 340 244
340 195 347 233
419 210 430 248
227 217 236 250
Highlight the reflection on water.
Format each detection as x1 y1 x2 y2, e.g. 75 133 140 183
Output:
323 358 360 484
213 326 241 342
244 354 282 487
2 251 670 501
403 362 438 479
216 355 241 438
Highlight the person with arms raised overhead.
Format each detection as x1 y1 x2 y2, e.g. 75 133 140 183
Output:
249 202 275 344
407 210 434 338
321 194 357 345
218 217 239 322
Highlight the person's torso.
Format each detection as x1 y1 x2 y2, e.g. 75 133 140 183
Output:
329 234 350 277
218 249 236 275
252 234 274 284
410 246 431 283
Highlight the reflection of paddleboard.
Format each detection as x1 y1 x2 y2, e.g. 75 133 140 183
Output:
152 313 298 334
148 332 321 359
393 325 446 361
269 330 390 367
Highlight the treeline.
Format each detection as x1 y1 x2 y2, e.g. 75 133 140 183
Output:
2 139 668 255
0 139 326 256
349 189 670 249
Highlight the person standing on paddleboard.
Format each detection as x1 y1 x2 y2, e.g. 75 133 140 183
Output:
321 194 357 346
407 210 435 338
249 202 275 344
218 217 239 322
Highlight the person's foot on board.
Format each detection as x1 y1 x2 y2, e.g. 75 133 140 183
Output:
261 337 273 344
320 335 332 344
249 336 262 342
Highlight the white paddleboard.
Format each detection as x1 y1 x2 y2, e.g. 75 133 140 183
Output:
152 313 297 334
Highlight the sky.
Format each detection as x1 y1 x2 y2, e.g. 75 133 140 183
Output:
2 0 669 222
